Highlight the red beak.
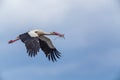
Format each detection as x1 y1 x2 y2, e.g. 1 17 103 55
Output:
53 32 64 37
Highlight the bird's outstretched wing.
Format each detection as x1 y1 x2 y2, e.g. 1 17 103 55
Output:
39 36 61 62
19 33 40 57
24 37 40 57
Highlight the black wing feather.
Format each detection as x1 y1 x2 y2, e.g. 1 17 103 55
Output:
19 33 40 57
24 38 40 57
39 36 61 62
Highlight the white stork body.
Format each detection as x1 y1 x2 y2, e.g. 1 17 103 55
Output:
28 29 44 37
8 29 64 62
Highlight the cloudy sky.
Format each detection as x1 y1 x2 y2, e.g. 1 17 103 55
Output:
0 0 120 80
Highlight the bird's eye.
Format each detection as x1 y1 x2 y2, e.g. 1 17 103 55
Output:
35 31 38 33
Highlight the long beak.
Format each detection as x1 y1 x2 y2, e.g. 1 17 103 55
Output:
8 37 20 44
53 32 65 39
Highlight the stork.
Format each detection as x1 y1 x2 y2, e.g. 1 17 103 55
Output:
8 29 64 62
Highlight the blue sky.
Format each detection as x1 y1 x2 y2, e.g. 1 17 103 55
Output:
0 0 120 80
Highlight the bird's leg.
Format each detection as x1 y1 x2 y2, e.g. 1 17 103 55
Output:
8 36 20 44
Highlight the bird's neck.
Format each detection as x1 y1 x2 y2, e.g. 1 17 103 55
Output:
44 32 54 35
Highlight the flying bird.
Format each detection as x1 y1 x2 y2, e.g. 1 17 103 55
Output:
8 29 64 62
